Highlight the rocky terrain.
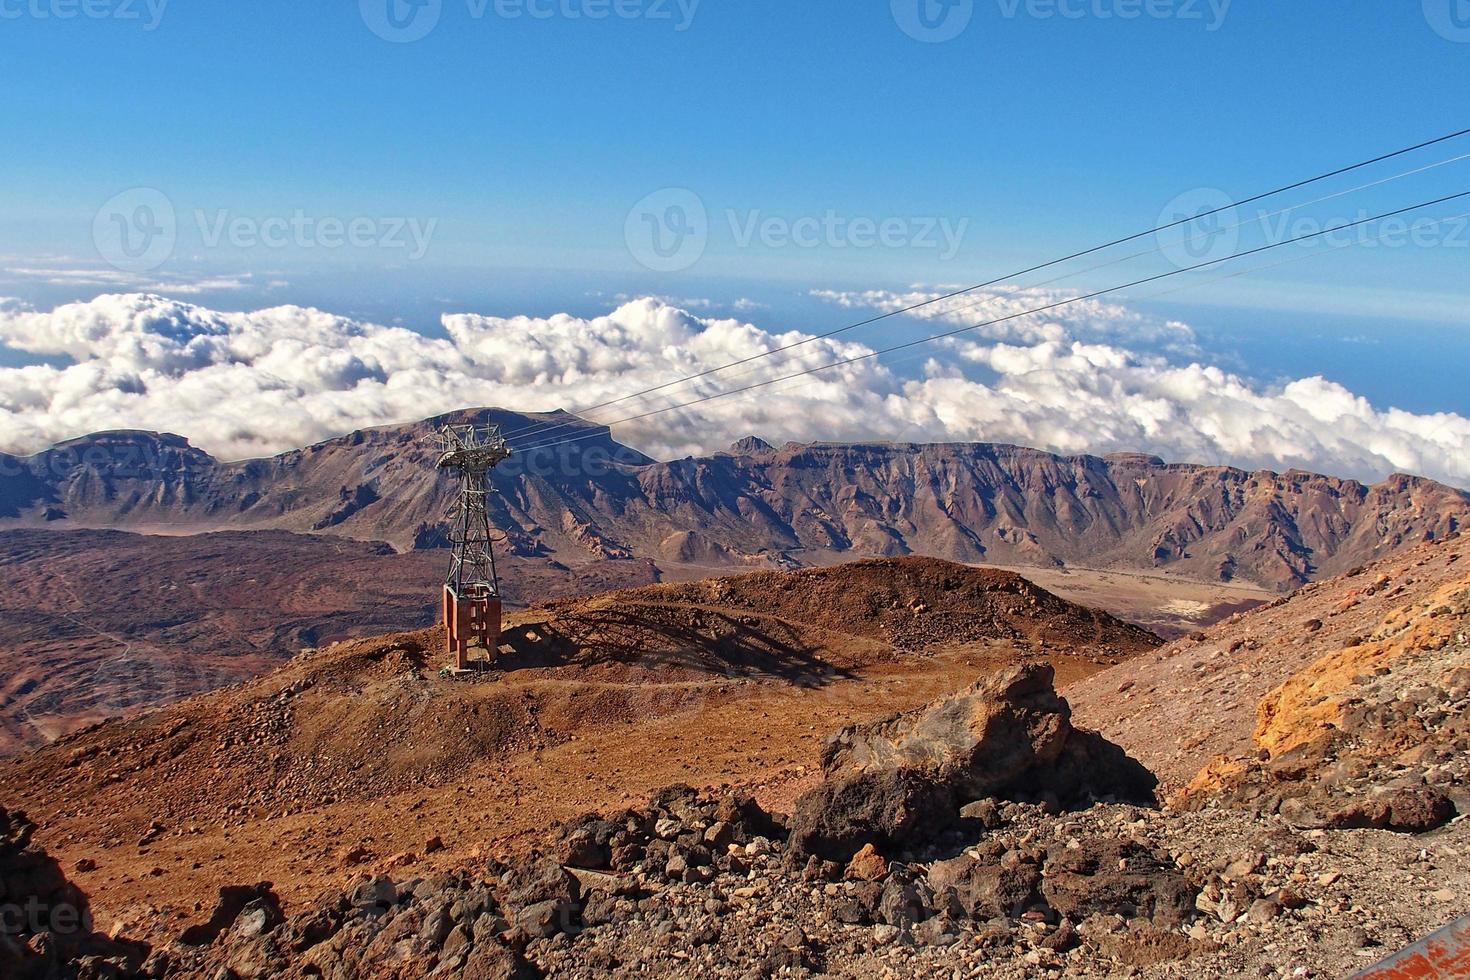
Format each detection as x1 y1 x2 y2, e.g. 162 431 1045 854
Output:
4 539 1470 979
0 558 1152 924
0 528 658 756
1069 528 1470 797
5 406 1454 761
1176 536 1470 836
0 806 146 979
3 408 1464 592
0 516 1271 763
11 661 1466 979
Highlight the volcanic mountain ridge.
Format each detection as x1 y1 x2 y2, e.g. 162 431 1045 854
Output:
4 408 1465 592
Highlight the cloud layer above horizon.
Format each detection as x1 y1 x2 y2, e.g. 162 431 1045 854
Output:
1 291 1467 489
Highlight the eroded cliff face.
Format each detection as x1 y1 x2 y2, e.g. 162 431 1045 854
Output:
1174 537 1470 832
4 410 1466 591
1066 530 1470 799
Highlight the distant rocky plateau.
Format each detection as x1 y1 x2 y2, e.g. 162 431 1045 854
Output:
3 407 1465 593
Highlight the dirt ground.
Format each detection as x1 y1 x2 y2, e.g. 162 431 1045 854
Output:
985 563 1271 640
1069 531 1470 793
4 557 1150 942
48 642 1098 940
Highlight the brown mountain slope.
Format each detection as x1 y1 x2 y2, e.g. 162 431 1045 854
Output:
1066 529 1470 795
0 557 1155 921
2 409 1464 591
0 529 1253 762
0 528 658 756
574 558 1160 655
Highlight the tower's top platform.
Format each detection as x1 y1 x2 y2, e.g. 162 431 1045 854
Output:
436 423 512 474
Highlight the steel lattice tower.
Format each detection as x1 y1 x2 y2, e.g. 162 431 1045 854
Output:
436 423 512 668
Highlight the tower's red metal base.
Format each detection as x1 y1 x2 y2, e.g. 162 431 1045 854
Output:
443 585 502 669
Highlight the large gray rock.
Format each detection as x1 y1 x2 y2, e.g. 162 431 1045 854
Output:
790 664 1157 861
928 848 1044 920
821 663 1156 807
789 768 956 862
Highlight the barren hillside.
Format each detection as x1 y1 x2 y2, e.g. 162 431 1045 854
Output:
4 408 1464 590
0 557 1153 928
1068 529 1470 795
0 528 659 756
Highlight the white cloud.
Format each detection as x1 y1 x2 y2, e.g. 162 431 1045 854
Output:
0 291 1467 490
2 265 259 295
0 294 907 462
609 293 768 314
810 285 1200 354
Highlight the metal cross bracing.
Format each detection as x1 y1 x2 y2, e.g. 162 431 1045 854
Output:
435 423 512 668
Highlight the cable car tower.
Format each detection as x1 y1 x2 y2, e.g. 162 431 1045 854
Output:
436 422 512 669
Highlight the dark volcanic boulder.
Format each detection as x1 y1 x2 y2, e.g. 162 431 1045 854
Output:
820 663 1156 807
927 846 1045 920
1326 787 1457 834
1041 837 1197 928
790 664 1157 860
0 807 148 979
789 768 957 861
178 883 283 946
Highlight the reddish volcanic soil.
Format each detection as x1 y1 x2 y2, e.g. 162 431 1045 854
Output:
0 527 1263 762
0 529 660 756
0 557 1157 938
1068 530 1470 793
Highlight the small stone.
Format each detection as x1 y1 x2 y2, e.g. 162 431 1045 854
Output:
1276 888 1308 910
845 844 889 882
745 837 773 858
1246 898 1282 923
959 799 1004 828
517 899 568 939
1431 889 1456 903
704 821 735 849
424 836 445 854
1225 854 1264 880
873 924 900 945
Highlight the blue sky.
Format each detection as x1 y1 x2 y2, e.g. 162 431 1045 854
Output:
1 1 1468 421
